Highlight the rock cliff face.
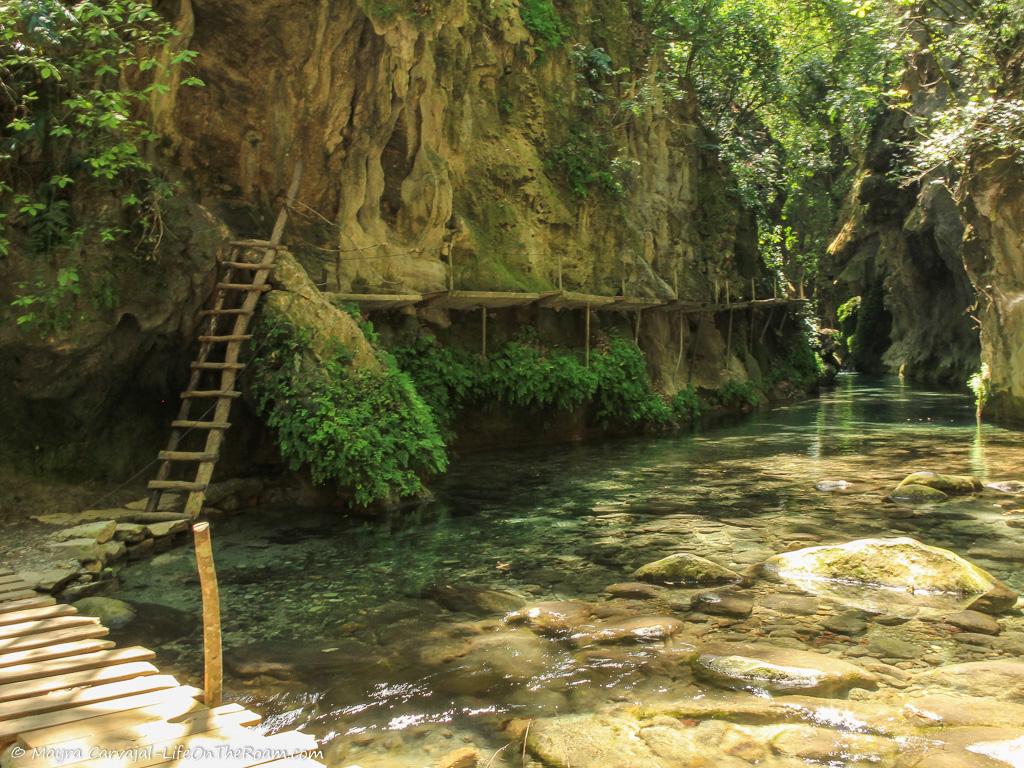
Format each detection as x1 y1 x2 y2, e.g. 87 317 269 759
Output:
0 0 806 478
823 70 979 384
962 55 1024 424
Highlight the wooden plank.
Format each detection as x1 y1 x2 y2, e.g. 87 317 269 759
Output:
197 308 252 317
157 452 218 462
0 661 159 703
215 282 270 292
0 624 108 655
230 239 277 248
189 362 244 371
0 593 37 606
0 590 37 604
602 296 665 311
0 638 116 671
538 291 617 310
0 675 178 724
422 290 541 310
179 390 241 399
0 639 115 670
196 335 251 343
0 575 28 587
147 481 206 492
169 421 230 430
0 617 100 642
329 292 423 311
21 705 260 765
222 261 274 270
9 686 204 748
0 605 77 629
0 597 57 616
0 647 155 686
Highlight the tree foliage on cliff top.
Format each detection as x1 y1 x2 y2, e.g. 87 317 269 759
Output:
1 0 201 334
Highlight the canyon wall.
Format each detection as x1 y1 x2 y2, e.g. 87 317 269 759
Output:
0 0 806 478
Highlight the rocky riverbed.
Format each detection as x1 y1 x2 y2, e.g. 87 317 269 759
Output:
95 377 1024 767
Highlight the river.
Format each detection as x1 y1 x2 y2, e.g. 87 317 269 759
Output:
107 375 1024 767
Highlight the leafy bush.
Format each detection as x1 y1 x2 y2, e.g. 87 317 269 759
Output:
250 311 447 508
394 331 675 429
671 387 702 423
549 128 626 199
713 380 764 410
590 337 673 427
519 0 567 49
1 0 202 333
764 328 825 390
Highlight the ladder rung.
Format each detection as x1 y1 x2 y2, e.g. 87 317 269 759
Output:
148 480 206 492
180 390 241 399
171 420 231 430
191 362 245 371
215 282 271 292
198 334 252 343
198 309 253 317
231 239 278 248
222 261 274 271
158 451 219 462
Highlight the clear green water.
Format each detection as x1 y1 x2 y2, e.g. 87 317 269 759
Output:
108 375 1024 767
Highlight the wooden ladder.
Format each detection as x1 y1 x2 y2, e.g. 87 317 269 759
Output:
146 164 302 519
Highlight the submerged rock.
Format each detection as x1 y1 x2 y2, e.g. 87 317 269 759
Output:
574 616 685 646
763 537 1018 615
506 601 593 636
73 596 136 629
918 660 1024 702
945 609 1000 636
895 471 982 495
693 643 877 695
815 479 852 492
423 584 526 616
888 484 949 504
986 480 1024 494
633 553 740 586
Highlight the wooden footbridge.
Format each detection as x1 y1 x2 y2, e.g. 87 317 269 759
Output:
0 571 323 768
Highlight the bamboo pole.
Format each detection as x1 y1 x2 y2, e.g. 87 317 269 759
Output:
193 522 222 707
584 303 591 367
634 309 643 343
481 306 487 358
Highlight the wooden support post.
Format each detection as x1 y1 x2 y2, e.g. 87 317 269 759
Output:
449 248 455 291
192 522 222 708
714 278 719 304
676 314 685 373
584 303 591 367
760 308 775 343
634 309 643 343
481 306 487 358
674 269 679 299
725 280 731 306
773 275 778 299
688 312 705 384
558 253 563 291
725 306 734 363
750 277 755 301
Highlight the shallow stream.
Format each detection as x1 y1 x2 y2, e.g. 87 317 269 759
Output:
108 376 1024 767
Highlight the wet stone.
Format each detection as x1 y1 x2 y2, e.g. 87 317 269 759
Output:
945 609 1000 635
604 582 663 600
693 591 753 618
866 634 925 660
757 592 820 616
823 611 868 636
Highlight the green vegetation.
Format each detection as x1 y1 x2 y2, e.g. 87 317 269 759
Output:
968 363 991 421
393 330 681 430
838 283 889 373
548 128 626 199
671 387 702 423
249 310 447 508
1 0 202 334
764 329 826 391
519 0 568 50
711 380 764 411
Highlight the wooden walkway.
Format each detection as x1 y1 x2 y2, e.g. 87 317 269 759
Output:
331 288 807 314
0 571 322 768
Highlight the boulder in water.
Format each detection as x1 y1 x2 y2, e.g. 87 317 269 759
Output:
917 660 1024 703
693 642 878 695
633 553 740 586
573 616 685 646
815 479 851 492
423 584 526 616
888 484 949 504
986 480 1024 495
895 471 982 495
505 601 593 635
72 597 136 629
763 537 1018 615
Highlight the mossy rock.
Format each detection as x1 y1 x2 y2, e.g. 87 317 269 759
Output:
895 471 982 495
633 553 740 586
72 597 136 629
693 643 878 695
763 537 1018 614
888 483 949 504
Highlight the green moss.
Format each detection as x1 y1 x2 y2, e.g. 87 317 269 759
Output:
249 308 447 508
